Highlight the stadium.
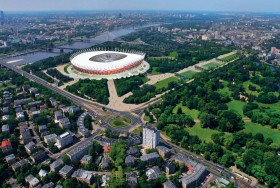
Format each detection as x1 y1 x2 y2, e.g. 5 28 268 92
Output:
70 49 146 75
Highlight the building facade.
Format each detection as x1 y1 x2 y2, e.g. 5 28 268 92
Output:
143 125 160 148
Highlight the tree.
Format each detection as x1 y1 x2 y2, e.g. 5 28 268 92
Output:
61 154 71 165
199 112 217 129
107 166 126 188
217 110 244 132
109 141 127 167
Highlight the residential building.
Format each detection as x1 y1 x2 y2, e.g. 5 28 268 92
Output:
1 139 12 154
5 153 16 165
165 161 176 175
1 124 10 134
66 140 92 161
30 150 47 163
56 131 74 149
58 117 71 129
163 180 177 188
156 146 171 159
146 166 161 180
100 157 110 169
140 152 160 163
12 159 29 172
126 147 140 157
39 169 48 179
125 155 135 167
72 169 93 185
25 174 41 188
143 125 160 148
20 124 32 144
38 125 47 133
126 172 138 187
78 126 89 137
44 134 57 145
25 141 37 154
67 106 80 114
80 155 92 164
59 165 74 178
50 159 63 172
16 112 25 122
41 182 55 188
54 111 63 122
102 174 110 187
181 164 208 188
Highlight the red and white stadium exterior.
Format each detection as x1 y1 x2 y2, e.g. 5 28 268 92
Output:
70 49 146 75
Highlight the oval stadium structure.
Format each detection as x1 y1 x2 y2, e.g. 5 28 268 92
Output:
70 49 146 75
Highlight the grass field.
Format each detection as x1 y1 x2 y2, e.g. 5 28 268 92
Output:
186 124 220 143
154 77 179 90
179 70 197 79
244 122 280 145
169 52 179 58
64 64 71 74
173 102 199 119
109 116 132 127
243 80 260 96
201 62 220 70
0 83 13 90
227 100 246 117
219 53 239 62
151 67 161 75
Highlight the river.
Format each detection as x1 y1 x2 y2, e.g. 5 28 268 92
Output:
2 24 158 66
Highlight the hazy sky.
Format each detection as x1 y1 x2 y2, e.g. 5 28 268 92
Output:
1 0 280 13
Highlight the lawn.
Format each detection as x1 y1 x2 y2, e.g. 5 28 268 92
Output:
154 77 179 90
201 62 220 70
64 64 71 74
0 83 13 90
169 51 179 59
179 70 197 79
186 124 220 143
257 101 280 111
219 53 239 62
227 100 246 117
244 122 280 145
151 67 161 75
173 102 200 119
109 116 132 127
243 80 260 96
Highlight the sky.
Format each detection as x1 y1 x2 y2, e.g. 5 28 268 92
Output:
1 0 280 13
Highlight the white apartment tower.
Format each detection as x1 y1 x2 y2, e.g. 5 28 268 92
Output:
143 125 160 148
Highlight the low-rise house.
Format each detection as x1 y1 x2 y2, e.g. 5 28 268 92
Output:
28 100 41 107
125 155 135 167
126 147 140 157
20 124 32 144
140 152 160 163
44 134 57 145
25 174 41 188
38 125 47 133
163 180 177 188
41 182 55 188
165 161 176 175
29 88 39 95
146 166 161 180
66 140 92 161
5 153 16 165
49 97 58 107
30 150 47 163
101 175 110 187
67 106 80 114
39 169 48 179
2 106 9 115
15 105 23 113
11 159 29 172
58 117 71 129
59 165 74 178
16 112 25 122
2 115 10 121
56 131 74 149
80 155 92 164
126 172 138 187
31 110 41 118
156 146 171 159
100 157 110 169
25 141 37 154
54 111 63 122
50 159 63 172
72 169 93 185
1 124 10 134
1 139 12 154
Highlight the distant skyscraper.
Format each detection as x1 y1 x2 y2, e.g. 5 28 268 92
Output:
118 13 122 19
0 11 4 25
143 124 160 148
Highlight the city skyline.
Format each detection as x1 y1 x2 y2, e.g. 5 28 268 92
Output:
1 0 280 13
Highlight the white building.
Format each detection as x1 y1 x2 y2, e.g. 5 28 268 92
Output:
143 125 160 148
55 131 74 149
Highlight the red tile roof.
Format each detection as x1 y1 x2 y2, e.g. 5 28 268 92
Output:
1 140 11 148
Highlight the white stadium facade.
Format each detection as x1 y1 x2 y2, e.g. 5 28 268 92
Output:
70 49 146 75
